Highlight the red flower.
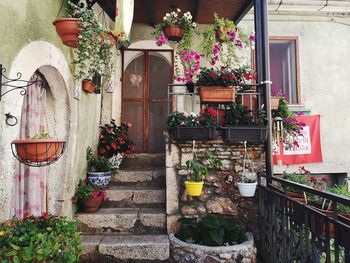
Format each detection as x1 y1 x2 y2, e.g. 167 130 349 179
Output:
111 142 117 150
41 212 49 220
229 73 235 81
310 176 317 183
34 217 39 223
209 72 217 79
221 74 226 80
244 72 252 80
321 177 329 183
23 212 30 219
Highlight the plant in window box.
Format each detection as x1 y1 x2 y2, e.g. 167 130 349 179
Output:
272 96 305 150
74 180 108 213
185 152 222 196
0 214 82 262
201 13 255 67
55 0 115 93
221 103 267 142
11 127 65 166
153 9 197 49
196 66 255 104
97 120 135 170
86 147 112 187
166 108 218 141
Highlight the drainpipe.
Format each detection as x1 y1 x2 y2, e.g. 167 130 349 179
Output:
254 0 273 183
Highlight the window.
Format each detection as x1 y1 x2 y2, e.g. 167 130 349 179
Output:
269 37 300 104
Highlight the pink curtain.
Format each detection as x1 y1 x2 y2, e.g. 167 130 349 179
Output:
13 74 48 217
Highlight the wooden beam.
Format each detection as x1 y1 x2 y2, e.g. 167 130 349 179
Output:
233 0 254 23
146 0 156 27
96 0 116 20
193 0 202 23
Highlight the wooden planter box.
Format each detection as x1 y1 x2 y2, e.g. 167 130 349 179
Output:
169 127 216 141
222 126 267 142
199 86 236 104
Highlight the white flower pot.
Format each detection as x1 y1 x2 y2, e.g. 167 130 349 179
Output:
237 182 257 197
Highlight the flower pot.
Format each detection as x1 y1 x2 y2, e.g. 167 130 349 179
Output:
185 181 204 196
53 18 80 48
99 32 116 46
80 196 103 213
82 79 96 94
237 182 257 197
169 127 216 141
199 86 236 104
108 153 123 170
163 25 184 42
11 139 65 164
271 96 281 110
87 171 112 186
222 126 268 142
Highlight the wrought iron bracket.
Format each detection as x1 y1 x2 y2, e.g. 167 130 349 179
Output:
0 64 42 101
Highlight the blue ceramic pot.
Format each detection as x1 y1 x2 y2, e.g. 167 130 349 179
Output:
87 171 112 186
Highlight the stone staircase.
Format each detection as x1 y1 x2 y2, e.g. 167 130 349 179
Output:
78 154 169 263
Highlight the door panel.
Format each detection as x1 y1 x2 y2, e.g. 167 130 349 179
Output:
122 50 173 152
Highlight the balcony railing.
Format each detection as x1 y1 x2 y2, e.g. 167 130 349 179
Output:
259 175 350 263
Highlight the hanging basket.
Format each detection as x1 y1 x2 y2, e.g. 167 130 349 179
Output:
82 79 96 94
185 181 204 196
199 86 236 104
163 25 184 42
53 18 80 48
11 139 66 167
237 182 257 197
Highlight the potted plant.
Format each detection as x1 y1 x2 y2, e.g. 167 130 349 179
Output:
74 180 108 213
97 120 134 170
166 108 218 141
222 103 267 142
86 147 112 186
0 213 82 262
185 152 222 196
55 0 115 92
237 171 257 197
11 127 65 165
153 9 196 48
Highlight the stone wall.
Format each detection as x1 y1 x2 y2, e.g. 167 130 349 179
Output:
166 137 265 241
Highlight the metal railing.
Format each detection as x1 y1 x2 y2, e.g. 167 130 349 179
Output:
259 175 350 263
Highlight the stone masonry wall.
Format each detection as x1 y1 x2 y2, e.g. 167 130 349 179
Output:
166 138 265 241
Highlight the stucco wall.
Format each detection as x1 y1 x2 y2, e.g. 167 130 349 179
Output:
0 0 111 220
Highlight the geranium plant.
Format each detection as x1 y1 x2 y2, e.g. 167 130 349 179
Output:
74 180 108 202
272 97 305 149
153 9 197 51
166 108 218 129
223 103 266 126
0 214 82 262
86 146 111 172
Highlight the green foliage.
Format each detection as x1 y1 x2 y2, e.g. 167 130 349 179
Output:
329 184 350 214
175 214 246 246
186 152 222 182
97 120 135 158
67 0 114 80
223 103 266 126
196 66 255 87
86 147 111 172
74 180 95 200
31 127 50 139
0 214 82 262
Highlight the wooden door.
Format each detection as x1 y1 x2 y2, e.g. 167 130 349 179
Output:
122 50 173 152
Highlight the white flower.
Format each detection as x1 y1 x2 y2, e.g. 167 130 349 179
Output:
166 13 170 17
163 16 167 21
177 8 181 12
192 22 196 28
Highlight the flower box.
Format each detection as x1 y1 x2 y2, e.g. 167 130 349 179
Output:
169 127 216 141
222 126 267 142
199 86 236 104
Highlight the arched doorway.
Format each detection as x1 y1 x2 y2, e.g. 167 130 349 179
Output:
122 49 173 152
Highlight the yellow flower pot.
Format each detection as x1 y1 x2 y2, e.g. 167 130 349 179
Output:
185 181 204 196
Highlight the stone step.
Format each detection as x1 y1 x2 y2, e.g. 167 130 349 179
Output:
121 153 165 168
102 186 165 208
111 168 165 187
76 207 166 234
81 234 169 262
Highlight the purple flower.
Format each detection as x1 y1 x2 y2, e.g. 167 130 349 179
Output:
249 34 255 42
235 39 243 48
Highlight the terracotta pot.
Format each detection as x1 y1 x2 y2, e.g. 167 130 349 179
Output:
99 32 116 46
53 18 80 48
163 25 184 42
80 196 103 213
82 79 96 94
271 96 281 110
12 139 65 163
199 86 236 104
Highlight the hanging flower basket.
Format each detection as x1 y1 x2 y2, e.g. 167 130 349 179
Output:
11 139 66 167
199 86 236 104
185 181 204 196
163 25 184 42
82 79 96 94
237 182 257 197
53 18 80 48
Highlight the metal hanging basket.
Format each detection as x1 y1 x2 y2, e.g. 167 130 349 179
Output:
11 139 66 167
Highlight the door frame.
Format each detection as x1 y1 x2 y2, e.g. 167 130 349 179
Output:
121 48 174 152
